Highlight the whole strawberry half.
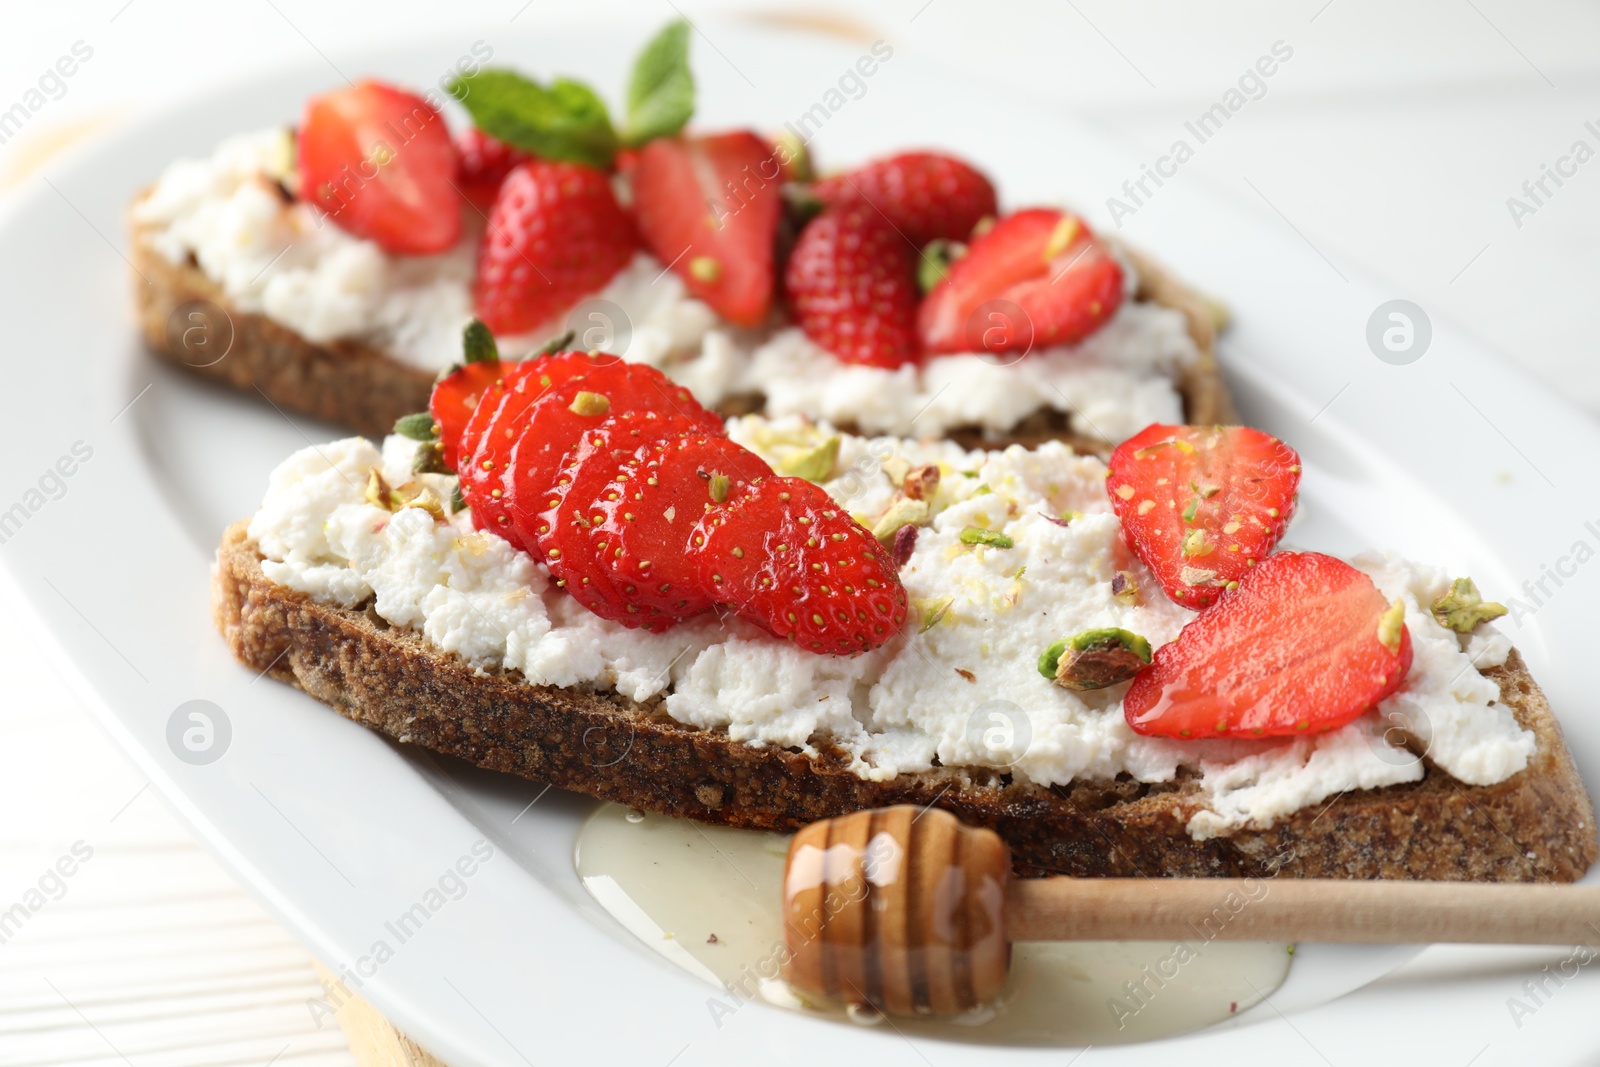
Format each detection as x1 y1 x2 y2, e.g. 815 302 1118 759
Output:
456 127 532 214
1106 424 1301 609
626 131 783 327
918 208 1123 356
785 205 922 369
298 80 462 255
690 476 908 654
1125 551 1413 739
813 151 998 247
473 159 639 336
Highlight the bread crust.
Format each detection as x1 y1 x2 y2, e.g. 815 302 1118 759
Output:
129 196 1231 445
214 521 1597 883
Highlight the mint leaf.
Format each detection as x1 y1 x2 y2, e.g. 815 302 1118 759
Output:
449 68 618 168
625 19 694 145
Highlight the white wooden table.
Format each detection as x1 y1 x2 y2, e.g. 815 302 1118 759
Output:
4 2 1600 1064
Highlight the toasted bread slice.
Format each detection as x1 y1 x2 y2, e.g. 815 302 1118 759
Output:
213 521 1597 883
130 197 1232 446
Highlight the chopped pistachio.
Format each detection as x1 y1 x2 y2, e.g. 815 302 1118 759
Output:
1431 577 1508 633
1181 528 1213 557
393 412 439 441
364 468 446 521
892 523 917 567
882 455 912 487
450 482 466 514
903 464 941 501
1042 215 1082 260
1111 570 1139 604
1180 566 1219 587
1181 497 1200 523
462 318 498 364
871 497 930 547
959 527 1014 549
1377 598 1407 653
1039 628 1152 690
689 255 722 283
918 238 964 292
568 391 611 417
780 435 840 483
1039 509 1081 528
708 472 731 504
971 484 994 497
914 594 954 633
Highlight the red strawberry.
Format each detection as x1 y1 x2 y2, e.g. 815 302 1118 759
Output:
474 160 639 336
298 80 462 255
1125 552 1413 739
785 205 921 369
430 359 509 471
539 412 689 629
456 127 532 213
690 477 907 653
918 208 1123 356
590 432 773 617
626 132 783 326
1107 424 1301 609
813 151 997 247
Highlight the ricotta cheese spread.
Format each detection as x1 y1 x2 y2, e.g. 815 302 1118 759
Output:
138 128 1198 444
242 418 1533 838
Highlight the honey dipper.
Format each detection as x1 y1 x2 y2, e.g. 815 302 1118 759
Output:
781 805 1600 1016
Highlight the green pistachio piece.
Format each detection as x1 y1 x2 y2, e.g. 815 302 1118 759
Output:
779 435 839 483
914 595 954 633
1431 577 1508 633
1111 570 1139 603
1377 598 1407 653
1040 628 1153 690
871 497 930 547
902 464 941 501
450 482 466 514
918 238 964 293
959 527 1013 549
707 472 731 504
568 391 611 417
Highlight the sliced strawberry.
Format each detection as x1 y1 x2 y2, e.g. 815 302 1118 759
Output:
298 80 461 255
543 415 684 629
918 208 1123 356
1125 552 1413 739
1107 424 1301 609
456 360 577 545
592 433 773 617
690 477 907 654
785 205 921 369
474 159 639 336
813 151 997 247
430 360 509 471
626 132 783 326
504 361 721 554
456 127 532 213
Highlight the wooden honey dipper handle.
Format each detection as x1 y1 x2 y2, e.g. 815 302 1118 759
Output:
781 806 1600 1018
1005 876 1600 945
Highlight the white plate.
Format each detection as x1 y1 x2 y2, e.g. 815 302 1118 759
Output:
1 19 1594 1067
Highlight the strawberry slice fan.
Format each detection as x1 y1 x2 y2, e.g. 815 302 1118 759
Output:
429 345 908 652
